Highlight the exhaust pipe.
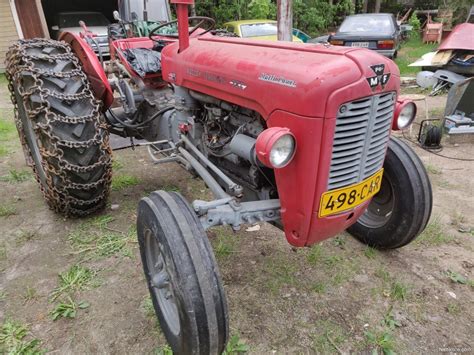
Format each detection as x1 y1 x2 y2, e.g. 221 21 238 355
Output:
171 0 193 52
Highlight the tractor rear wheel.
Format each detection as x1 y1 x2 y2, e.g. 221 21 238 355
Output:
5 39 112 216
347 137 432 249
137 191 229 354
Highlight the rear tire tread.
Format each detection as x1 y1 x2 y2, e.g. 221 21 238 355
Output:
6 39 112 216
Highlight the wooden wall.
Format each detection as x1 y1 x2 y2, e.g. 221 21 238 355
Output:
0 0 20 72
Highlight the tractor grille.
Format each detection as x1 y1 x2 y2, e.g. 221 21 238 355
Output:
328 92 395 190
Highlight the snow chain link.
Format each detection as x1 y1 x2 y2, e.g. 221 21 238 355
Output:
5 39 112 217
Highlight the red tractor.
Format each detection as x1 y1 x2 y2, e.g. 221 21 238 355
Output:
6 0 432 353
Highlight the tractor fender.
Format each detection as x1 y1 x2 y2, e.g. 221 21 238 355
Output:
59 32 114 110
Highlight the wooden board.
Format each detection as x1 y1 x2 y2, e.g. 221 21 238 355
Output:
432 50 454 65
14 0 46 38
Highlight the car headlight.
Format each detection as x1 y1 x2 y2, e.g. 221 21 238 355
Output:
255 128 296 169
393 100 417 130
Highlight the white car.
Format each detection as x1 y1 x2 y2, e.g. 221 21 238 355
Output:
51 11 111 56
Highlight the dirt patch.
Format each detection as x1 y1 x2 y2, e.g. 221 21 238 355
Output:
1 89 473 354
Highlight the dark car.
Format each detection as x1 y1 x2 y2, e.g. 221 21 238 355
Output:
329 13 401 59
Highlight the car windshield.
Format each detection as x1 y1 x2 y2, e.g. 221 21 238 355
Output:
338 16 394 34
240 23 277 37
59 13 110 28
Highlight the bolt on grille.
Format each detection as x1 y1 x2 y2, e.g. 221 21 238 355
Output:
328 92 396 190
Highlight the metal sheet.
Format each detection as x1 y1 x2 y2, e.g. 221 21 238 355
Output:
438 23 474 51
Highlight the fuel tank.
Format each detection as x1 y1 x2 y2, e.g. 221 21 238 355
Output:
161 36 401 247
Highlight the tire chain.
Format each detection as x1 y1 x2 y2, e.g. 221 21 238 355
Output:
5 39 112 217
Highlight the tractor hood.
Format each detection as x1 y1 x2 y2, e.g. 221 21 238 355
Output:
161 36 400 119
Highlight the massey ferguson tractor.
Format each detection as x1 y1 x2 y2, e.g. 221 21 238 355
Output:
6 0 432 353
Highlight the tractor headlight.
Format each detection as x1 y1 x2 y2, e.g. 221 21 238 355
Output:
255 128 296 169
269 135 296 168
393 100 417 130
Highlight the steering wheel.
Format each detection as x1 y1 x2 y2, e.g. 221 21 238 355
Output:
149 16 216 43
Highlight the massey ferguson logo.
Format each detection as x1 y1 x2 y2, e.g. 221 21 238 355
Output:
367 64 391 90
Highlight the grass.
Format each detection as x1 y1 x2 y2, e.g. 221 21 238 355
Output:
0 146 9 157
112 159 124 171
373 268 410 302
447 303 461 315
22 287 38 303
142 296 156 318
451 212 466 229
50 297 90 321
332 236 346 247
416 216 452 246
264 256 298 293
425 163 441 175
0 169 31 183
211 227 239 260
161 184 181 192
0 243 6 266
306 244 323 265
0 319 45 355
395 35 438 76
16 230 37 246
390 281 409 301
69 221 136 260
111 175 140 191
311 320 348 354
223 334 249 354
364 246 377 259
0 204 16 217
311 281 326 294
0 110 16 139
51 265 95 301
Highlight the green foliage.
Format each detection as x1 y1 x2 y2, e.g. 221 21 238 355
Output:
0 169 31 183
0 319 45 355
111 175 140 191
195 0 353 36
0 111 17 141
383 308 401 331
223 334 249 354
248 0 273 19
0 204 16 217
395 35 437 76
51 265 95 301
153 345 173 355
408 13 421 32
50 297 90 321
365 329 396 355
446 270 468 285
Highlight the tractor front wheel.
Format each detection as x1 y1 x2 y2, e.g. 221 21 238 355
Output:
5 39 112 216
347 137 432 249
137 191 229 354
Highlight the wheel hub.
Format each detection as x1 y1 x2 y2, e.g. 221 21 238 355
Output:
359 175 395 228
144 228 180 336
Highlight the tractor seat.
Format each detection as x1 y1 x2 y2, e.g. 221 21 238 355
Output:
123 48 162 77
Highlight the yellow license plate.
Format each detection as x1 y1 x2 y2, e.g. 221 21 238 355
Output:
319 169 384 218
